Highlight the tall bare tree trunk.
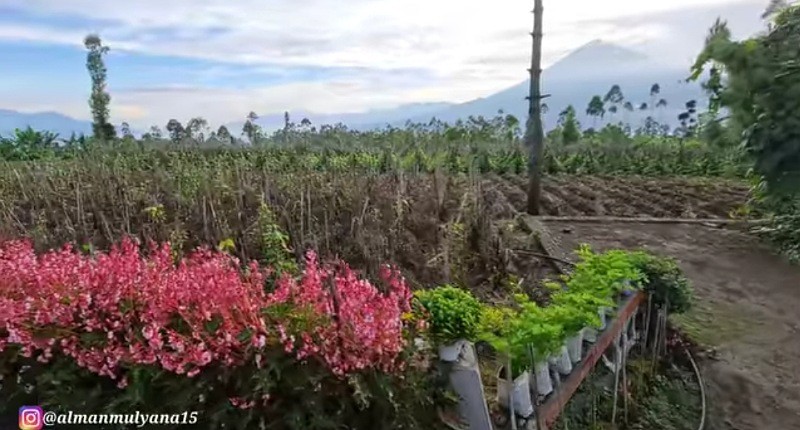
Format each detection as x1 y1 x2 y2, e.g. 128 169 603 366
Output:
525 0 545 215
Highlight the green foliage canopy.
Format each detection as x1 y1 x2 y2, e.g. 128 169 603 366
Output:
691 5 800 193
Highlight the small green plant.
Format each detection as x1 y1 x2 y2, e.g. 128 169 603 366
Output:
476 304 530 375
513 295 566 361
548 291 607 335
478 296 565 374
143 204 166 222
217 237 236 253
257 202 297 275
566 245 647 299
414 285 482 344
629 252 693 314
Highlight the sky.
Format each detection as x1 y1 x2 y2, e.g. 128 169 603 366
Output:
0 0 771 129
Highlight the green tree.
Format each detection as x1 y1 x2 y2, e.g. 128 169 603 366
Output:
691 4 800 191
120 122 134 140
622 101 634 125
558 105 581 145
186 117 209 143
166 119 185 143
84 34 116 142
148 126 163 140
217 125 233 144
763 0 789 19
649 83 661 113
243 112 261 144
586 95 605 128
603 84 625 121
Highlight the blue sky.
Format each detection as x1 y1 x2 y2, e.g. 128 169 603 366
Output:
0 0 767 129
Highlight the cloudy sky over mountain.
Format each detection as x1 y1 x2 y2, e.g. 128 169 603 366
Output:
0 0 769 129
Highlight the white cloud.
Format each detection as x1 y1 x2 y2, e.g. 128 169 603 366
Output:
0 0 769 127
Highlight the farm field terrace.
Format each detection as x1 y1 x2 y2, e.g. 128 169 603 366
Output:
0 145 782 430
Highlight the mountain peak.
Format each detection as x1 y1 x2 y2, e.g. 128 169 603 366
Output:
546 40 658 80
562 40 649 64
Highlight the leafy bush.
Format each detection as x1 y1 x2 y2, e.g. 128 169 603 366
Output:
511 296 566 361
629 252 693 314
561 245 647 299
477 299 564 374
257 202 298 277
414 286 482 344
549 291 608 334
0 238 439 429
747 177 800 263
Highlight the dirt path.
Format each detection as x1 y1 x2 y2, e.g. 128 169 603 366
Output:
543 221 800 430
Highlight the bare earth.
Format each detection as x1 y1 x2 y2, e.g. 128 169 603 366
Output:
544 221 800 430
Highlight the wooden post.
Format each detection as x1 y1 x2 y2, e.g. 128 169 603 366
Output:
525 0 545 215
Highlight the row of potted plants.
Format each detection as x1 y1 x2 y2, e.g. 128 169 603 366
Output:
414 245 687 419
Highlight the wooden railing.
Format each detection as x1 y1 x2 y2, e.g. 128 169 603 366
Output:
536 292 645 430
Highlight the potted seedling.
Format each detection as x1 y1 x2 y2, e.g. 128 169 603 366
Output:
514 298 564 397
414 285 483 362
629 251 693 314
564 246 645 335
549 292 607 365
477 303 535 418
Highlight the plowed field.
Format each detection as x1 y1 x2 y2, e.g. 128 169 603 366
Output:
481 175 750 219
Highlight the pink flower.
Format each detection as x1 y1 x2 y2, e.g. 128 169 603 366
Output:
0 238 420 383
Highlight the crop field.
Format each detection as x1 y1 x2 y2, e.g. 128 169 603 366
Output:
483 175 749 218
2 4 799 428
0 119 797 430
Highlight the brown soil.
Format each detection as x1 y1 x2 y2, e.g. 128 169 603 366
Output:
543 221 800 430
487 175 750 219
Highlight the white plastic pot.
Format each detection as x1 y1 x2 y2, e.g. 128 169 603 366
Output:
497 368 535 418
532 360 553 396
598 307 609 330
566 331 584 364
550 345 573 375
583 326 597 343
585 307 609 343
438 340 469 362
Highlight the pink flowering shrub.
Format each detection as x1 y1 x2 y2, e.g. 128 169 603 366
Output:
268 252 412 375
0 238 270 381
0 238 440 429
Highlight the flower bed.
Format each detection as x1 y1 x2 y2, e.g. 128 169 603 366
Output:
0 238 440 429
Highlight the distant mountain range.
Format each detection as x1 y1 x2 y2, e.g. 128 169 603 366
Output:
0 109 92 138
238 41 705 133
1 40 706 138
392 41 705 132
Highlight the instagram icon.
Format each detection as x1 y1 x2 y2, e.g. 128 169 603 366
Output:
18 406 43 430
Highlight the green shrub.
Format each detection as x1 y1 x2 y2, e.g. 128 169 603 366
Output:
630 253 693 314
566 245 647 298
257 202 297 276
548 291 607 335
476 299 564 374
414 285 482 344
